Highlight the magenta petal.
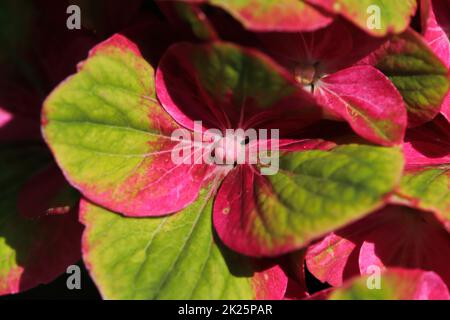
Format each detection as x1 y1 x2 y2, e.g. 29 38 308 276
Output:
284 278 309 300
18 165 77 219
316 65 407 146
84 139 220 217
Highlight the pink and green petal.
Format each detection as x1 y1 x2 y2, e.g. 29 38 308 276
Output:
214 144 404 257
42 34 218 217
329 268 450 300
0 145 82 295
156 41 321 136
307 0 417 37
316 65 407 146
80 182 287 299
361 29 450 126
188 0 333 32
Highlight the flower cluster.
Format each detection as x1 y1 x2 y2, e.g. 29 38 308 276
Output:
0 0 449 300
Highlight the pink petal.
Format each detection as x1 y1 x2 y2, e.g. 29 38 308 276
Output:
306 232 359 287
213 165 267 256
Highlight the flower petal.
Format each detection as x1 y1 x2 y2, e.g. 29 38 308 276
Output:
214 144 403 257
80 187 288 299
185 0 333 32
316 65 407 146
156 41 322 136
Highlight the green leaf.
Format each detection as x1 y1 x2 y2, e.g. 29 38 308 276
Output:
214 144 404 256
308 0 417 36
368 29 450 126
398 165 450 221
81 182 287 300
